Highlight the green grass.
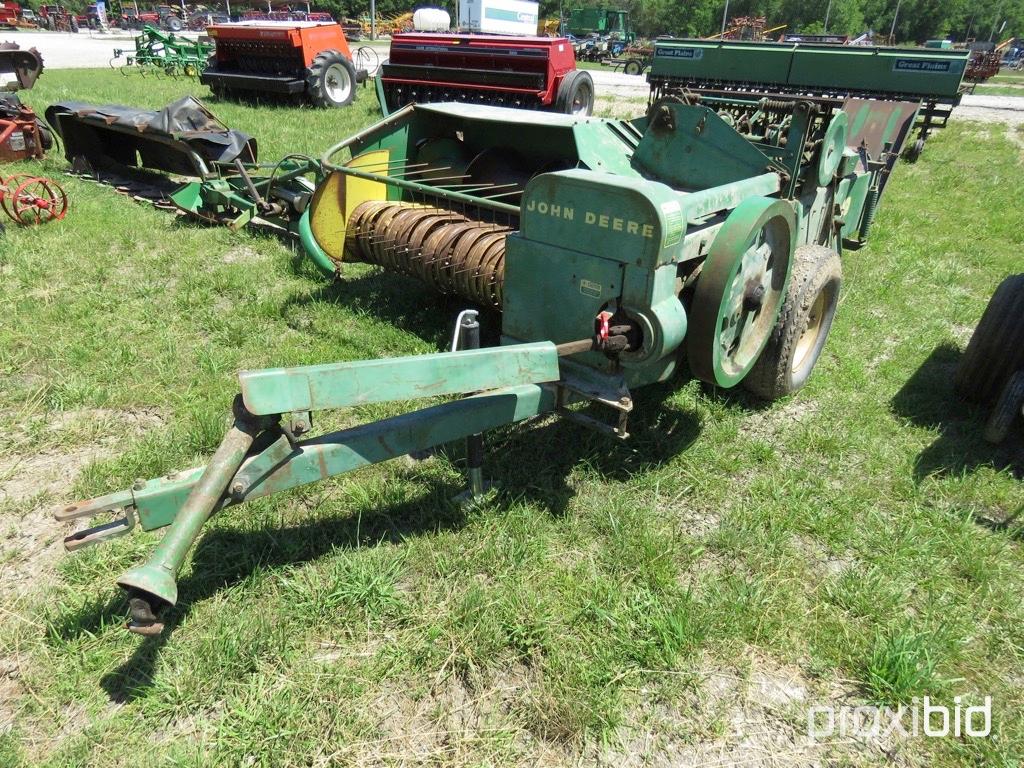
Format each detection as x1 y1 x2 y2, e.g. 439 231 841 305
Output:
972 83 1024 96
991 72 1024 85
1 69 1023 766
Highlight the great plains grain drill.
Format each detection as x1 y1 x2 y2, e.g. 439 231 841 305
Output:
55 41 968 635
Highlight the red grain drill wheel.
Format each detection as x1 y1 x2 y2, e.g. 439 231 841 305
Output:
0 175 68 225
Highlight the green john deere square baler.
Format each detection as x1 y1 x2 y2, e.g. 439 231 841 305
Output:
54 41 968 636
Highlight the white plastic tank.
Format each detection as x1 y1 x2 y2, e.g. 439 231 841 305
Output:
413 8 451 32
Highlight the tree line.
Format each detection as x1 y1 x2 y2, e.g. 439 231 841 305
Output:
34 0 1022 43
330 0 1022 42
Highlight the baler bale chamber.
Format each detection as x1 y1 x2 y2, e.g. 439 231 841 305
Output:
56 43 961 634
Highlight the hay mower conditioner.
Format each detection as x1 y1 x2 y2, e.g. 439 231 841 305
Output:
202 21 367 108
59 47 954 634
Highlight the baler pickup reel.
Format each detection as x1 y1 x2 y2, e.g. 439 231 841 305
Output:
57 327 638 635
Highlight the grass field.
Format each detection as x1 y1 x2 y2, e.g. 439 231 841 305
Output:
1 70 1022 767
973 84 1024 96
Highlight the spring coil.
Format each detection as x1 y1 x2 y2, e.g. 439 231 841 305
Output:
859 186 879 240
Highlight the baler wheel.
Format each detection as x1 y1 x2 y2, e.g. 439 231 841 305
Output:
984 370 1024 444
742 245 842 400
555 70 594 116
955 274 1024 404
903 138 925 163
307 50 356 108
687 197 795 389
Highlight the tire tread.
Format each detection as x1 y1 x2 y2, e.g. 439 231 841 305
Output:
954 274 1024 404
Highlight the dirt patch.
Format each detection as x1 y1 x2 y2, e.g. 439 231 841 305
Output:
957 94 1024 128
589 654 897 768
0 407 166 600
0 657 25 737
739 399 820 442
222 246 266 265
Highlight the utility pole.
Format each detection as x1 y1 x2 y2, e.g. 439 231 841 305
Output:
370 0 375 39
888 0 902 43
824 0 832 34
720 0 729 36
988 4 1004 42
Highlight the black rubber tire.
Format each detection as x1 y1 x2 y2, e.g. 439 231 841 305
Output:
742 244 842 401
984 370 1024 444
164 15 182 31
554 70 594 116
623 59 642 76
954 274 1024 404
903 137 924 163
306 50 357 108
70 16 79 32
36 121 53 151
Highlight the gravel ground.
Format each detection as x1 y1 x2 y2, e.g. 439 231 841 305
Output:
5 29 1023 127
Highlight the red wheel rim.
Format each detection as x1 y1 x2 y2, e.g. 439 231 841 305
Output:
5 177 68 225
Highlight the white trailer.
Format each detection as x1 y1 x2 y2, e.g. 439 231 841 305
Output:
458 0 539 36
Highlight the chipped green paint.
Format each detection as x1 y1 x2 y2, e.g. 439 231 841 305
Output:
238 342 560 416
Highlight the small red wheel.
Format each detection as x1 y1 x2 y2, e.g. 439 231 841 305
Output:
0 173 38 214
2 176 68 225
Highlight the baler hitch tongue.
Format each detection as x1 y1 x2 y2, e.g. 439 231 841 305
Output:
58 341 564 636
56 489 137 551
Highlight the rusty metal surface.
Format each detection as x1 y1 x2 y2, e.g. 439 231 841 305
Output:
0 42 44 91
347 201 510 308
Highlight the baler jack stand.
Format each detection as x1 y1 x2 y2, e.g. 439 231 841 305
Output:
449 310 492 505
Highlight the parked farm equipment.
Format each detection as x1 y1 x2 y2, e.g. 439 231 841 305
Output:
603 43 652 75
38 4 78 32
201 21 368 108
54 35 958 632
955 274 1024 444
646 39 970 163
46 96 324 234
1 40 43 91
0 173 67 225
110 25 214 77
1 43 50 161
377 33 594 115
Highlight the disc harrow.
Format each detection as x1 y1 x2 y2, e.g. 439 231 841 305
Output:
0 174 67 225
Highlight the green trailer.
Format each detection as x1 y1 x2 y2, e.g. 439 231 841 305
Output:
566 7 633 42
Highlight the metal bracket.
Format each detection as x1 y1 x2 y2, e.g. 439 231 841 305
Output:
56 489 138 551
556 363 633 439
